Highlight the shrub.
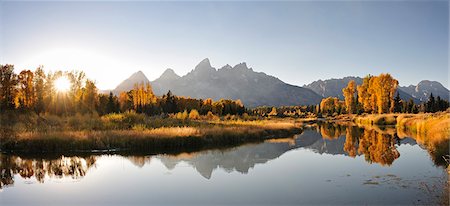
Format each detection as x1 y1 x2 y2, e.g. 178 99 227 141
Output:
189 109 200 120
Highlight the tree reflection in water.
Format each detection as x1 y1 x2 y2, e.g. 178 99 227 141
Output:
319 122 401 166
1 122 435 187
0 155 96 189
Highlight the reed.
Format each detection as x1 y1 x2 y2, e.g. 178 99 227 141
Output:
1 122 302 154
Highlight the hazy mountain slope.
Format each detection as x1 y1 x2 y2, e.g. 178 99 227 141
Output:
399 80 449 101
304 77 363 99
113 71 150 94
304 76 419 102
148 58 323 107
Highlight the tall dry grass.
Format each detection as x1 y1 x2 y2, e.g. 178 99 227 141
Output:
354 114 398 126
397 112 450 165
2 121 303 154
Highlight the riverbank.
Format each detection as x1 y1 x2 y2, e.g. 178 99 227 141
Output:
0 118 303 154
327 112 449 165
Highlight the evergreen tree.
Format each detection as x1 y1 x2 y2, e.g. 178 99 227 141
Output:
106 92 117 114
393 92 402 113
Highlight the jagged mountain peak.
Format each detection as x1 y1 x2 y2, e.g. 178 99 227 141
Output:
233 62 248 69
159 68 180 80
194 58 214 71
113 70 150 94
148 58 322 107
131 70 146 78
400 80 449 101
217 64 231 70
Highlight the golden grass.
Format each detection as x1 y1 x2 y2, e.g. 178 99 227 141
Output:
212 119 299 130
396 112 450 165
2 119 303 154
354 114 398 126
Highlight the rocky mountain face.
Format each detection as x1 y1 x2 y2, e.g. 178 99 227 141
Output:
112 59 448 107
113 71 150 93
399 80 449 102
304 77 420 103
114 58 323 107
304 77 363 100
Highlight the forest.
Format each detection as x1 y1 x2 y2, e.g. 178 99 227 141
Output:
0 65 245 117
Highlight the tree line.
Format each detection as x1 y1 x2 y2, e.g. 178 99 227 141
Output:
0 65 245 116
320 73 449 115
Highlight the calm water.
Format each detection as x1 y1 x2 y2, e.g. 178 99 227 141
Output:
1 125 448 205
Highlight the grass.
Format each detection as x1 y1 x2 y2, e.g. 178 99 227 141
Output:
354 114 398 126
396 112 450 165
1 118 302 154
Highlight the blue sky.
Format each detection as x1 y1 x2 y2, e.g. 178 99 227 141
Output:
0 1 448 89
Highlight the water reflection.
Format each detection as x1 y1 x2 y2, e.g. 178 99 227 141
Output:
1 123 432 186
0 155 96 189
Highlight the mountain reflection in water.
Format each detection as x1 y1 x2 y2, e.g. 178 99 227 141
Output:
1 123 430 187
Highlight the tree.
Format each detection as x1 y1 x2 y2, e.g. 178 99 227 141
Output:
268 107 278 116
67 71 86 112
355 74 398 114
119 91 133 112
426 93 436 112
106 92 119 114
162 90 177 114
372 73 398 114
188 109 200 120
320 97 342 115
357 75 373 113
43 72 56 113
393 92 402 113
34 66 45 114
17 70 35 109
342 80 357 114
0 65 18 110
82 79 99 113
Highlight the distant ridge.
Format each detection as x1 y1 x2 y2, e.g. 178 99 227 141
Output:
113 71 150 94
399 80 449 102
304 76 421 103
111 59 448 106
114 58 323 107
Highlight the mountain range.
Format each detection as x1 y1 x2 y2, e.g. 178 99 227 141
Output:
111 58 449 107
304 77 449 103
113 58 322 107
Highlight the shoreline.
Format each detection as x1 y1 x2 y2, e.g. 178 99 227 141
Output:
0 123 303 155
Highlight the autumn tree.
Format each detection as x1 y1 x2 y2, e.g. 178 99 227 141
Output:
200 98 213 115
0 65 18 110
131 82 156 113
355 74 398 114
188 109 200 120
33 66 45 114
119 91 133 112
372 73 398 113
268 107 278 116
82 79 99 113
342 80 357 114
17 70 35 109
357 75 373 113
67 71 86 111
43 71 56 113
320 97 343 115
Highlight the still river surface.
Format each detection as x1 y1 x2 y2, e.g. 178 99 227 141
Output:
1 124 448 205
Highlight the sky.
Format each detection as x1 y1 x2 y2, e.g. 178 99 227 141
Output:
0 0 448 90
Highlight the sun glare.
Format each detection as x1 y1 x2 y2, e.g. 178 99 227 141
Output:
55 76 71 92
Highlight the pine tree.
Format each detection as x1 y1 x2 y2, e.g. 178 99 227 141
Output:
393 92 402 113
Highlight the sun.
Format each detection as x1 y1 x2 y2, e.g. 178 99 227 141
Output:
55 76 71 92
